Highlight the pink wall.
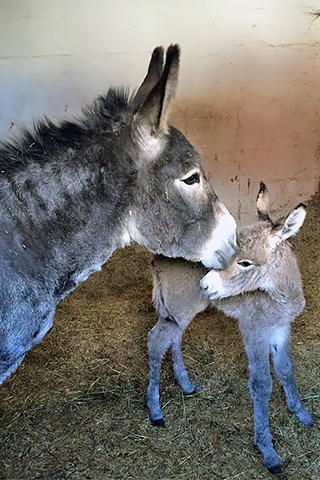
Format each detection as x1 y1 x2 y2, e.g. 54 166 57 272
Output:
1 0 319 224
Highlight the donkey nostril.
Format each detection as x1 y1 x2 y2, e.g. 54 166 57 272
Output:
200 281 208 291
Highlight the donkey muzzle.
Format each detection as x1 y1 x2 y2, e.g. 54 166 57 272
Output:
200 207 238 269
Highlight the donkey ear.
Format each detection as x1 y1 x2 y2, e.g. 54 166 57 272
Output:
281 204 307 239
256 181 271 221
132 44 180 154
269 204 306 250
131 46 164 112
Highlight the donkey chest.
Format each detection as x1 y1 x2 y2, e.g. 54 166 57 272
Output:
53 261 104 301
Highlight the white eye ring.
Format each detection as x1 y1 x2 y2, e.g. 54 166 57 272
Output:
237 260 254 268
182 172 200 185
179 169 201 186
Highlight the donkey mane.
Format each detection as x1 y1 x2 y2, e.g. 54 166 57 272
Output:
0 87 134 171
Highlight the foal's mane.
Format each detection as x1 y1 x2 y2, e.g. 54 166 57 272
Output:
0 88 134 170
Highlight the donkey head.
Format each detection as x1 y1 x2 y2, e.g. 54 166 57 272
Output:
200 182 306 299
126 45 237 269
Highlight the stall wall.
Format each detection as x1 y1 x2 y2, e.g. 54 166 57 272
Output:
1 0 319 224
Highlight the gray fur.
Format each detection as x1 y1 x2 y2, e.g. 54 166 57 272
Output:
148 183 313 474
0 45 238 385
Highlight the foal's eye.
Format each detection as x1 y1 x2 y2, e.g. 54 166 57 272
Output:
182 172 200 185
237 260 253 268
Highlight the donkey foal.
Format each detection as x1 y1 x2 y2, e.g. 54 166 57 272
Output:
148 182 314 474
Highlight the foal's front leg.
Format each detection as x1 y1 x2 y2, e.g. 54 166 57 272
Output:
270 325 314 426
171 330 198 395
242 331 282 474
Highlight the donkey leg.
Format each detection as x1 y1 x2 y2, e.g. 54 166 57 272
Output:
171 331 199 395
244 335 282 474
147 317 176 426
271 326 314 426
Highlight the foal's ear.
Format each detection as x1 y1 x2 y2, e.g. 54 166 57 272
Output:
281 204 307 240
256 181 271 221
131 44 180 155
131 46 164 111
269 204 306 250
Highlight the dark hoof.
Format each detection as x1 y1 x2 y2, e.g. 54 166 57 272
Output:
184 389 197 397
184 384 204 396
151 418 165 427
267 464 282 475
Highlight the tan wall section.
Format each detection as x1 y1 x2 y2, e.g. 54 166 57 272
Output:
1 0 319 224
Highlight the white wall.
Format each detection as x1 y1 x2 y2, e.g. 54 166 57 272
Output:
1 0 319 224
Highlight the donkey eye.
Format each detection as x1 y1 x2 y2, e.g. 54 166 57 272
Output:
182 172 200 185
237 260 253 268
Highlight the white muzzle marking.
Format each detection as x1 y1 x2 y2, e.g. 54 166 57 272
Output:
200 270 224 299
201 207 237 268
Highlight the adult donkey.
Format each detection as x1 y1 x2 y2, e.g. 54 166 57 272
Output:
0 45 237 384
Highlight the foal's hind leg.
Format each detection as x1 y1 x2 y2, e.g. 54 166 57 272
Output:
270 325 314 426
147 317 176 426
171 330 198 395
242 330 282 474
147 316 195 425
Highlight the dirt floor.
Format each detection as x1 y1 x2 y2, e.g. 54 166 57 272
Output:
0 188 319 480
